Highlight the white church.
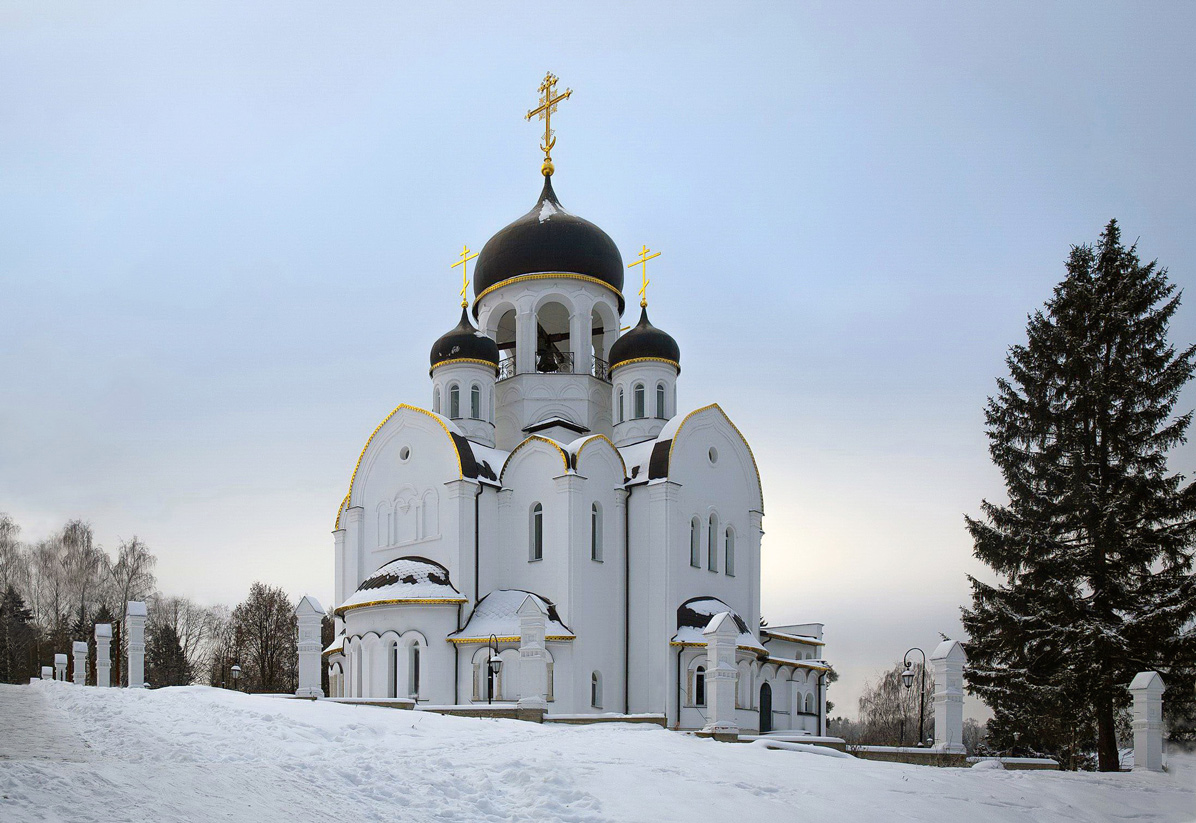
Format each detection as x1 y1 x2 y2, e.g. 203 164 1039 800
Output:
324 76 830 736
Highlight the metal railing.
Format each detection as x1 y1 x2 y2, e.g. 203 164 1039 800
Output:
495 352 612 383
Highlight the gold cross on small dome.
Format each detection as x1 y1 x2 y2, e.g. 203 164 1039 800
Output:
451 244 479 308
525 72 572 176
628 245 661 308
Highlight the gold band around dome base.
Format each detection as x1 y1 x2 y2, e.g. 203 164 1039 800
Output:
448 635 575 644
610 356 680 373
335 597 467 616
472 272 624 309
430 358 500 376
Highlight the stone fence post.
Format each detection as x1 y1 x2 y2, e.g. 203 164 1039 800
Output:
517 595 548 713
54 653 67 681
1129 671 1165 772
295 595 324 698
126 601 147 688
931 639 966 753
95 623 113 687
41 665 53 680
702 611 740 740
72 641 88 685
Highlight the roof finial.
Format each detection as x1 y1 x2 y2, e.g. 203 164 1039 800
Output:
525 72 572 177
451 244 478 308
628 245 661 308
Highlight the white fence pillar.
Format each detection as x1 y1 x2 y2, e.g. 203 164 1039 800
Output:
95 623 112 688
72 641 88 685
517 595 548 710
41 665 53 680
701 612 739 738
126 601 147 688
295 595 324 698
1129 671 1165 772
54 653 67 681
931 639 966 753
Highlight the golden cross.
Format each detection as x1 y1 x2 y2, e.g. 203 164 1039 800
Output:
525 72 572 176
628 245 661 308
451 244 478 308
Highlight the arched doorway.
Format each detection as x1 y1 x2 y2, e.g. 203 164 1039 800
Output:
759 682 773 734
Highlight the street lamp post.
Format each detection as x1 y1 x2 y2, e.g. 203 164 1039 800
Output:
230 664 242 692
486 635 502 705
901 647 927 748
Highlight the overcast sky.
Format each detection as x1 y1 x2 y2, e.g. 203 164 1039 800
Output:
3 2 1195 719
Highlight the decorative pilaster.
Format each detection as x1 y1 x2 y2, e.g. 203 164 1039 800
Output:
1129 671 1165 772
95 624 112 687
295 595 325 698
126 601 147 688
701 612 739 740
72 641 88 685
930 639 966 753
517 595 549 712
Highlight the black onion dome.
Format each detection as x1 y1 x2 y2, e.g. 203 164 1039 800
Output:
609 306 681 372
430 307 500 370
472 176 624 313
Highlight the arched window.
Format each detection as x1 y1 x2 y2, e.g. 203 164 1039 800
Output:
707 514 719 572
470 384 481 419
616 387 625 423
695 665 706 706
591 671 602 708
409 645 421 697
591 503 602 562
690 518 701 567
656 383 666 419
530 503 543 561
725 527 736 577
449 384 460 419
389 641 399 698
432 386 441 414
804 692 815 714
633 383 646 419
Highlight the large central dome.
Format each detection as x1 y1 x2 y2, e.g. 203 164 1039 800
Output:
472 176 625 314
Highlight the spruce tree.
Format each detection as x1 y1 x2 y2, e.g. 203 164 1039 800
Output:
964 220 1196 771
146 623 191 687
0 586 35 683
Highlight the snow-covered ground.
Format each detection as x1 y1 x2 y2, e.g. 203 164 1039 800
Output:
1 682 1192 823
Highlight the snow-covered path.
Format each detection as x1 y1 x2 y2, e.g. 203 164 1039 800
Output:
0 682 1192 823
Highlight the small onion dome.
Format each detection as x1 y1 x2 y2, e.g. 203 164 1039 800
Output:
430 307 500 372
472 176 625 313
609 306 680 373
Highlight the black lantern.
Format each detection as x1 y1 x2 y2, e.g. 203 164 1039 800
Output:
486 634 502 704
901 648 927 748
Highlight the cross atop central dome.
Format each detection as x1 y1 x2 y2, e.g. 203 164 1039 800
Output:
471 175 626 314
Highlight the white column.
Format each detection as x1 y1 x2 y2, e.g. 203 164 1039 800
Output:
54 653 67 681
701 612 739 737
931 639 966 753
295 595 325 698
1129 671 1165 772
94 624 112 687
126 601 147 688
516 307 537 375
517 595 548 710
41 665 53 680
71 642 88 685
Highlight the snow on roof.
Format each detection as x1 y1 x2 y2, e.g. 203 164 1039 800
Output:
322 635 345 657
761 628 825 646
296 594 323 615
671 597 766 654
464 441 508 485
766 655 831 672
449 589 574 642
337 556 466 615
618 438 657 484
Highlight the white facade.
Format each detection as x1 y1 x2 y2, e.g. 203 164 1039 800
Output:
326 172 829 734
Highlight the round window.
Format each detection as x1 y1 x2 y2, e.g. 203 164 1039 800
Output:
708 447 718 465
399 446 411 462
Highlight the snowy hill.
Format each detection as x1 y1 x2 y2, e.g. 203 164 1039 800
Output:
1 682 1192 823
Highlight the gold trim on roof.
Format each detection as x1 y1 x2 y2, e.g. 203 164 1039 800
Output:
336 596 466 616
430 357 500 376
473 272 622 309
574 434 628 478
761 629 826 647
667 403 763 513
448 635 575 644
500 434 571 483
610 356 680 373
